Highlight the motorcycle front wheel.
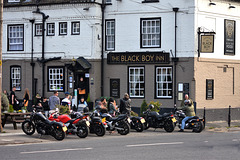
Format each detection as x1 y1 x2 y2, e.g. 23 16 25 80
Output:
22 120 35 135
76 123 89 138
163 120 175 132
117 121 130 135
94 124 106 137
53 126 66 141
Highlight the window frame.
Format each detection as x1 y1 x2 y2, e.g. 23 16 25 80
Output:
206 79 214 100
142 0 159 3
59 22 68 35
10 65 21 91
7 24 24 51
48 66 65 92
140 17 161 48
71 21 80 35
35 23 43 36
128 66 145 98
8 0 20 2
47 23 55 36
105 19 115 51
155 66 173 99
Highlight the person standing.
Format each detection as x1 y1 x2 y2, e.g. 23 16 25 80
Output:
23 88 30 110
49 91 60 111
119 93 131 116
61 93 71 112
78 77 86 102
42 97 50 118
10 86 18 111
108 97 117 117
178 94 196 132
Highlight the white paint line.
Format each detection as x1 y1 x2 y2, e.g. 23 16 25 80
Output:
20 148 93 154
126 142 184 147
204 141 208 143
232 139 240 142
0 133 25 137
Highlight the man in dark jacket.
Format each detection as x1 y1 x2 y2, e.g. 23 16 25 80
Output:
119 93 131 116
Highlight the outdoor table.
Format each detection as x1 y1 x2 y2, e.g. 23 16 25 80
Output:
1 112 31 130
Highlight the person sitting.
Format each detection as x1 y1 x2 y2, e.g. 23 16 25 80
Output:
61 94 71 112
77 97 88 113
42 97 50 118
108 97 118 117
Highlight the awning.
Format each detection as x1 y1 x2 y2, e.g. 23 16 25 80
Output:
76 57 91 70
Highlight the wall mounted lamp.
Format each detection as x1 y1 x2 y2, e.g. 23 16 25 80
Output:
209 0 216 6
229 4 236 9
83 7 89 11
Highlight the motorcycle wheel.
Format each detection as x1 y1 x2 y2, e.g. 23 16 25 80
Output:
193 121 203 133
134 122 144 132
76 123 89 138
22 120 35 135
144 121 150 130
94 124 106 137
53 126 66 141
117 122 130 135
164 120 175 132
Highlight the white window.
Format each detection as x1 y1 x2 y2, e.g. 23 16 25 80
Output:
11 66 21 91
59 22 67 35
47 23 55 36
141 18 161 48
49 68 64 91
35 24 42 36
106 20 115 50
105 0 111 4
8 0 20 2
8 25 24 51
156 67 172 98
71 22 80 35
129 67 145 98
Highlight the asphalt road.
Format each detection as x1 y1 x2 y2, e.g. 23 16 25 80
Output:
0 129 240 160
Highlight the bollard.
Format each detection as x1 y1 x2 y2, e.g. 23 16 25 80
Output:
203 107 206 129
228 105 231 127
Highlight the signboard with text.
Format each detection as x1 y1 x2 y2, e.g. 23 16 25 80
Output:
107 52 170 64
224 19 235 55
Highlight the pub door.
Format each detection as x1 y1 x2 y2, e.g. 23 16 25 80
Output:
76 73 89 105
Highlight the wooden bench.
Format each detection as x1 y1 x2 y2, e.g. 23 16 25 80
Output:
2 112 31 130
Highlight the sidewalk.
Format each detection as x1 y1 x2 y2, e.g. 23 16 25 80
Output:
0 120 240 145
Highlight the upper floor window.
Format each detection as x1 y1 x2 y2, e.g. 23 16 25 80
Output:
71 22 80 35
8 24 24 51
48 67 64 91
59 22 67 35
35 23 42 36
47 23 55 36
105 20 115 51
141 18 161 48
129 67 145 98
8 0 20 2
10 66 21 91
105 0 111 4
142 0 159 3
156 67 172 98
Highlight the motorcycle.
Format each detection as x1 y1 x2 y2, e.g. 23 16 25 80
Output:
100 113 130 135
174 109 204 133
128 116 145 132
49 111 89 138
143 104 176 132
22 107 67 141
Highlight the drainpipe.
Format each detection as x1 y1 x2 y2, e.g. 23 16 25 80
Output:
29 19 35 100
173 8 179 106
33 7 49 97
101 0 105 97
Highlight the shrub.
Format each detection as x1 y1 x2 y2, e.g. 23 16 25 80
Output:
131 111 138 117
86 93 91 103
8 105 14 113
148 101 162 112
56 105 70 114
140 99 148 116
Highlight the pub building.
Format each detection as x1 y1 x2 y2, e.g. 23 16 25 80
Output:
2 0 240 120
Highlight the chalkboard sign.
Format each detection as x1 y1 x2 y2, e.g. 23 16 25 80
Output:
110 79 120 98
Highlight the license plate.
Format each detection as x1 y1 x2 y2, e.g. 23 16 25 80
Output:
140 118 146 123
172 117 177 123
62 126 67 132
127 118 131 123
86 121 90 127
102 118 106 123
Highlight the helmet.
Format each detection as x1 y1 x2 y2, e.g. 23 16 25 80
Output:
83 107 89 113
148 104 154 110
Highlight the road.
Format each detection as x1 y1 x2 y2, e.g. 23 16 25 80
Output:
0 129 240 160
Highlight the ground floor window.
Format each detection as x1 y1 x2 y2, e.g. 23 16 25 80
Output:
206 79 214 99
129 67 145 98
10 66 21 91
48 67 64 91
156 67 172 98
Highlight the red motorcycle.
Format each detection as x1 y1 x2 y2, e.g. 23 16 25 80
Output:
49 112 90 138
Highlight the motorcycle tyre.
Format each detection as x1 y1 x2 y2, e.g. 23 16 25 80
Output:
117 122 130 135
53 126 66 141
144 121 150 130
76 123 89 138
94 124 106 137
134 122 144 132
22 120 35 135
193 121 203 133
164 120 175 133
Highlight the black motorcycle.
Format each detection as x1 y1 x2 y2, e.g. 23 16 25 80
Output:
174 110 204 133
22 107 67 141
86 112 107 137
143 105 176 132
100 113 130 135
129 116 145 132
